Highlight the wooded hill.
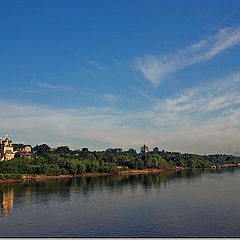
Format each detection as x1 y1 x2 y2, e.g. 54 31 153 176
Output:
0 144 239 178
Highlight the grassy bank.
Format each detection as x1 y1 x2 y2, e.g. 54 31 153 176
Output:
0 168 175 184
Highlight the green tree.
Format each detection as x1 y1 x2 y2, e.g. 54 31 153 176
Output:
55 146 71 154
127 148 137 154
153 147 159 153
33 144 51 156
82 148 89 153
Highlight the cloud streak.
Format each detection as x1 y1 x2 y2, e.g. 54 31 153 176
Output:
131 87 157 101
132 26 240 85
36 82 58 89
151 71 240 126
102 94 119 102
84 59 104 70
35 81 84 95
75 65 94 75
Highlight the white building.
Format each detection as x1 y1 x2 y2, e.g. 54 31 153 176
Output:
0 135 15 161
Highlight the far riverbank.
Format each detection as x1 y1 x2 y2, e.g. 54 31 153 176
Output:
1 161 239 185
0 168 178 184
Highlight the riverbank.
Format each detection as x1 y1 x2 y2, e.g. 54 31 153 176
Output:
0 168 177 184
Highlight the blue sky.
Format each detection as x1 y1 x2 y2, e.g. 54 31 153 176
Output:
1 0 240 154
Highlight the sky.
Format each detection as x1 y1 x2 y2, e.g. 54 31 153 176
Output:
1 0 240 154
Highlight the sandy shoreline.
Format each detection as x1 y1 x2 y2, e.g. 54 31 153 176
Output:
0 168 176 184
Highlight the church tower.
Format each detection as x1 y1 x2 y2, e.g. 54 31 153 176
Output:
140 144 149 153
1 135 15 161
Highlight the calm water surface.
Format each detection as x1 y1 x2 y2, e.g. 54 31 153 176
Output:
0 168 240 237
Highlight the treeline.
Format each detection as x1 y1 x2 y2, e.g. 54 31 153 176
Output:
0 144 240 177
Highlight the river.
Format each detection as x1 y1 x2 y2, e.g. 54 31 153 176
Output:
0 168 240 237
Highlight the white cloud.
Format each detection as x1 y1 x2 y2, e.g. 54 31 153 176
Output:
75 65 94 75
126 71 240 154
1 72 240 154
153 72 240 114
0 102 145 150
84 59 104 70
36 82 58 89
102 94 119 102
132 26 240 84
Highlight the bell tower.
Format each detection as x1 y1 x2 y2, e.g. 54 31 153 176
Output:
1 135 14 161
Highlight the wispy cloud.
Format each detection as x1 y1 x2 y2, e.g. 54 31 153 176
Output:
36 82 58 89
35 81 84 95
102 94 119 101
153 72 240 118
120 71 240 154
75 65 94 75
2 72 240 154
132 26 240 85
19 88 39 94
131 87 157 101
205 10 236 35
84 59 104 70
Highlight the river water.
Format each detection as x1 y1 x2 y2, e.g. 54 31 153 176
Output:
0 168 240 237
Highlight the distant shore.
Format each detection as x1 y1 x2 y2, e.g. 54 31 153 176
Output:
0 168 177 184
1 164 239 184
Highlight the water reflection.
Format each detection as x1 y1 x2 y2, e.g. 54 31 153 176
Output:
0 168 237 219
2 188 13 218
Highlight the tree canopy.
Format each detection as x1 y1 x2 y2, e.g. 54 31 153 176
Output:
1 144 239 177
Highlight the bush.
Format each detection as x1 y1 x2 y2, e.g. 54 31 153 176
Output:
0 173 23 180
61 168 68 175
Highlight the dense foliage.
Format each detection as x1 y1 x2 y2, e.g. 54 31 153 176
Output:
0 144 240 176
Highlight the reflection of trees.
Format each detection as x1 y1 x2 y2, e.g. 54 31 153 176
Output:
0 168 237 213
